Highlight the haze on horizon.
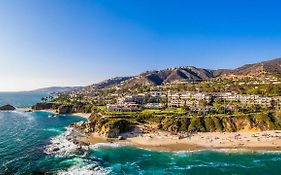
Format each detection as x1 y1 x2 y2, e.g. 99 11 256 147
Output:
0 0 281 91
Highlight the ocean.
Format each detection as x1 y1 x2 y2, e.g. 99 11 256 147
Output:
0 92 49 107
0 92 281 174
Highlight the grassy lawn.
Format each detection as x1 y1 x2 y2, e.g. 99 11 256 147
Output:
104 111 138 115
142 108 186 114
104 108 187 116
97 106 107 111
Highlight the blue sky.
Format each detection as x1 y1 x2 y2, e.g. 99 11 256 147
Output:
0 0 281 91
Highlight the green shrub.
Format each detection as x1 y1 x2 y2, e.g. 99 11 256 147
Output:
212 116 223 131
188 117 206 132
177 118 190 132
204 117 216 132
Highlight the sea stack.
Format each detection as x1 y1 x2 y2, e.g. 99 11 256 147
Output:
0 104 16 111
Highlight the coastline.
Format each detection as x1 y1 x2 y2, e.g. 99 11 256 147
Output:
80 129 281 152
16 107 91 119
14 108 281 152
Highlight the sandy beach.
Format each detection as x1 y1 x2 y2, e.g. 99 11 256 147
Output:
131 130 281 151
71 113 91 119
81 129 281 152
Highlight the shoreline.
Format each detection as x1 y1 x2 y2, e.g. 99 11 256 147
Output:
16 107 91 119
80 129 281 152
14 108 281 152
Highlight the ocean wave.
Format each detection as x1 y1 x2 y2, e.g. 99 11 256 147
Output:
56 157 109 175
12 110 35 121
174 149 205 154
48 114 59 118
43 128 64 134
173 148 255 155
57 164 109 175
2 154 29 172
174 148 281 155
12 110 30 116
90 142 129 149
44 127 88 156
165 162 252 171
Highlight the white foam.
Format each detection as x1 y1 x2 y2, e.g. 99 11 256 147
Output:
44 128 63 133
44 127 87 156
174 148 281 154
12 110 35 121
48 114 58 118
57 164 109 175
90 142 128 149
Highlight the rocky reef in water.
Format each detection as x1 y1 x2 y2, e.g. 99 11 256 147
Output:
0 104 16 111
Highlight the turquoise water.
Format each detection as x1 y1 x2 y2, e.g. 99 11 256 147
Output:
1 93 281 174
1 111 281 174
0 111 87 174
0 92 49 107
92 147 281 175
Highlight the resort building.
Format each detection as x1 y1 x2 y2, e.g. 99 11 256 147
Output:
144 103 165 109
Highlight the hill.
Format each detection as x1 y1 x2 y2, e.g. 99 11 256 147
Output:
219 57 281 77
119 57 281 88
93 77 132 89
120 66 215 88
65 57 281 91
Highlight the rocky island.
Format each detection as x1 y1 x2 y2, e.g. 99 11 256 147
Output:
0 104 16 111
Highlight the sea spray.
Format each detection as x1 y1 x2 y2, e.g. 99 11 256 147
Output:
44 127 111 175
44 127 89 156
57 163 110 175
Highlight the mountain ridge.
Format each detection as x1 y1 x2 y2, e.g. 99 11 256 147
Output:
94 57 281 89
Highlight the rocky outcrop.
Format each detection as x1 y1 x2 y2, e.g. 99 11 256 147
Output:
32 102 54 110
58 105 74 114
71 103 92 113
0 104 16 111
75 114 134 138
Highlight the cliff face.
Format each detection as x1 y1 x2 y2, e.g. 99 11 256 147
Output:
158 112 281 133
77 114 134 138
32 103 54 110
58 105 73 114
